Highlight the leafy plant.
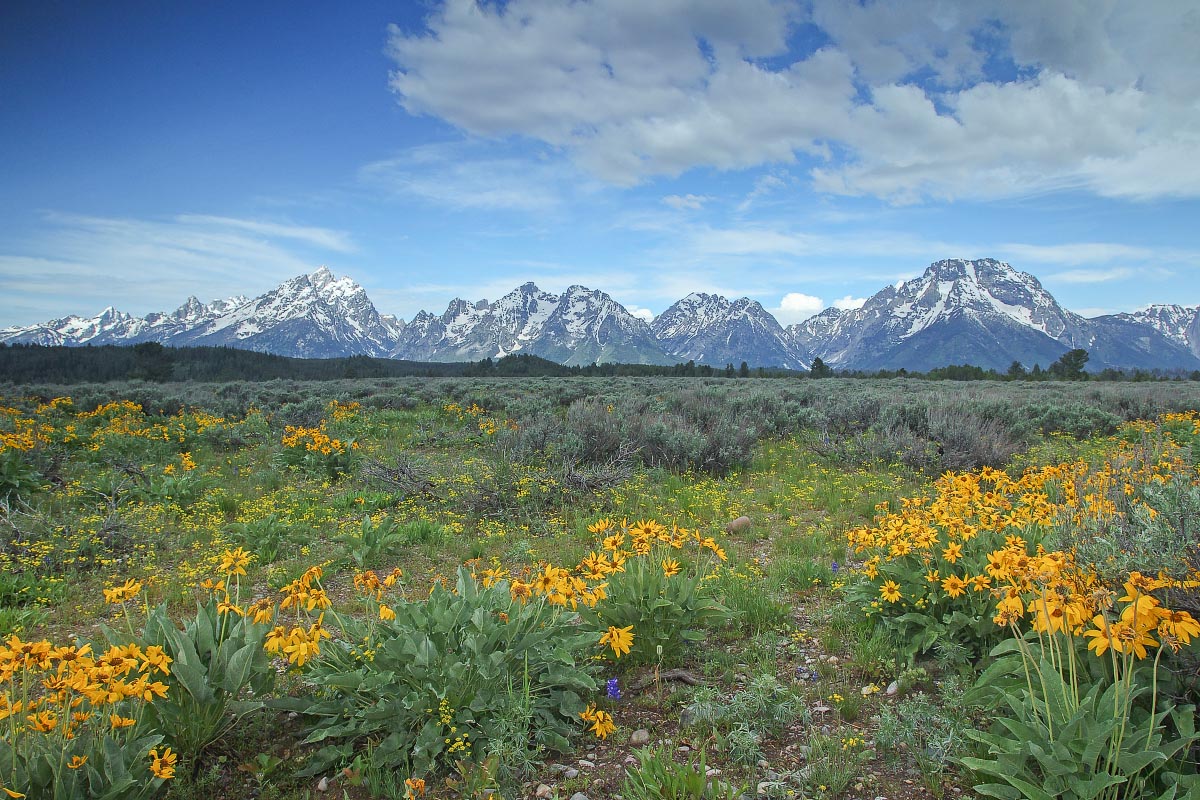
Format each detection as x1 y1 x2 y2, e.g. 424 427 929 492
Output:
620 746 742 800
963 640 1200 800
803 732 870 797
335 515 406 568
287 568 597 779
110 595 276 760
582 538 731 666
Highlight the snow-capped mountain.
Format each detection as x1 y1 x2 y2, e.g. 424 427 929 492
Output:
4 259 1199 372
0 267 400 359
0 295 249 347
393 282 674 366
168 267 403 357
790 258 1200 372
652 293 810 369
1112 305 1200 358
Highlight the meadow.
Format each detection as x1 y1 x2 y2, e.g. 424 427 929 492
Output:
1 376 1199 800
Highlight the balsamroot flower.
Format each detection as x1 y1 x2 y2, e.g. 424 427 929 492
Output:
599 625 634 658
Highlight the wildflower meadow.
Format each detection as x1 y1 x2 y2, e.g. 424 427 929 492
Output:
1 377 1198 799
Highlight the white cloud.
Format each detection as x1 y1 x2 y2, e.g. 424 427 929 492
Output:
624 304 656 323
770 292 825 325
385 0 1200 200
833 295 867 310
662 194 710 210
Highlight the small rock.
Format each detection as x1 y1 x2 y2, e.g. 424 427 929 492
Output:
679 708 696 726
885 680 899 696
757 782 772 796
826 655 839 665
549 764 569 775
316 776 329 792
813 704 832 714
570 793 589 800
678 745 690 753
577 760 595 769
536 784 554 799
624 755 639 766
757 759 770 769
706 768 722 778
563 768 580 780
630 728 651 746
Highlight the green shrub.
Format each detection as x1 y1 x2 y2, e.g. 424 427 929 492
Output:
288 568 597 780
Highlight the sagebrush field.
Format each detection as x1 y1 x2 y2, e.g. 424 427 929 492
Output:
2 377 1199 800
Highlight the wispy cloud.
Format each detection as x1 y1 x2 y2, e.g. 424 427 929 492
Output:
0 213 349 325
1046 267 1136 284
174 215 356 253
662 194 711 210
359 142 594 212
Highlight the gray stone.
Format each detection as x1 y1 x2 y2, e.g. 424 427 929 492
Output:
577 760 595 769
630 728 651 746
563 768 580 780
886 680 899 696
570 794 589 800
535 784 553 799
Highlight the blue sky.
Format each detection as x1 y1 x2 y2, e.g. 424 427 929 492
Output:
2 0 1198 329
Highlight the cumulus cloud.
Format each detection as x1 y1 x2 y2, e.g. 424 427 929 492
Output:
386 0 1200 200
833 295 867 310
624 304 656 323
770 292 825 325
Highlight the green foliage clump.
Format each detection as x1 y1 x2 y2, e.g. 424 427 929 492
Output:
289 569 597 780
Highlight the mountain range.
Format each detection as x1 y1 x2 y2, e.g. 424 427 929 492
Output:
4 260 1199 373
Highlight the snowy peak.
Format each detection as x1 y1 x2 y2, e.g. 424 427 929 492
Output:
1116 305 1199 348
653 292 809 369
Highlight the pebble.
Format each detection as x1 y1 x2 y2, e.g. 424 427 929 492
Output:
577 760 595 769
756 759 770 769
678 745 690 753
535 784 554 799
885 680 899 696
570 794 589 800
624 755 639 766
826 655 839 664
563 768 580 780
706 768 722 778
316 776 329 792
629 729 650 746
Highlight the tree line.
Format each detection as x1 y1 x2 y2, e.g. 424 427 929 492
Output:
0 342 1194 384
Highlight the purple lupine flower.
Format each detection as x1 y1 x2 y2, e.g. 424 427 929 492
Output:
830 561 839 573
606 677 621 700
